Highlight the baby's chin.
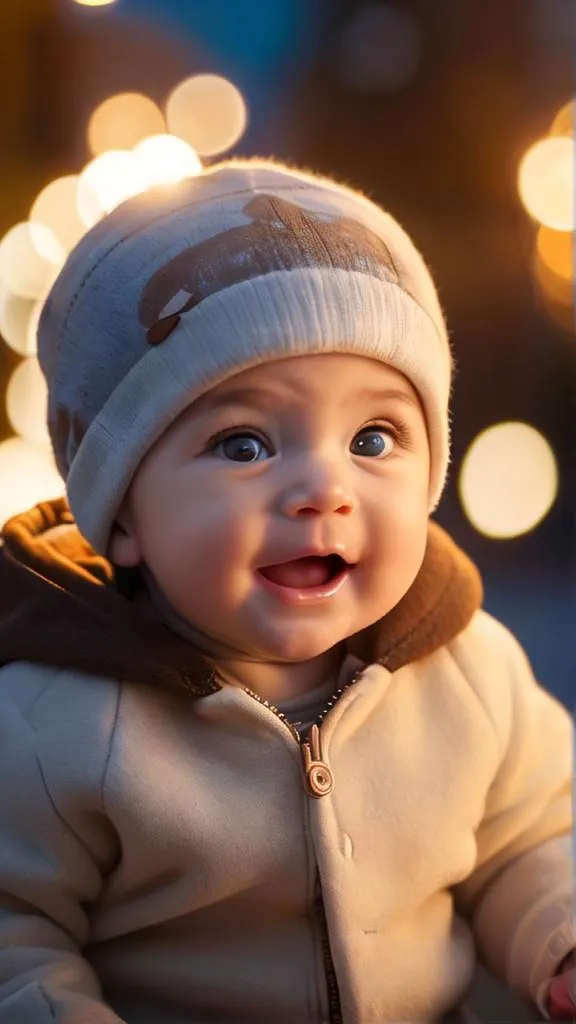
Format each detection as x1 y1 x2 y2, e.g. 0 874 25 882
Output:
198 620 344 665
236 630 348 667
205 637 335 666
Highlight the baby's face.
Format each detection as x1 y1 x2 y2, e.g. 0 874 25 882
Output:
112 353 430 663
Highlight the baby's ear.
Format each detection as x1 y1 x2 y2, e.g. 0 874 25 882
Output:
107 504 142 567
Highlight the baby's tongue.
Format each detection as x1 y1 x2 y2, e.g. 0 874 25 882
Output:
259 556 332 588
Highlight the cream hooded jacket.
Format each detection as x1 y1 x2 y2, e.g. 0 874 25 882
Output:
0 500 572 1024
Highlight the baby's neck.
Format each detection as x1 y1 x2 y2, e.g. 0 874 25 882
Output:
210 644 345 704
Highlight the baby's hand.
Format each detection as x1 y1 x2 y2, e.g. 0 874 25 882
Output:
546 954 576 1020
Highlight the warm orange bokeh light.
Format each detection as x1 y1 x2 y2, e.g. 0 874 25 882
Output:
165 74 247 156
549 99 574 138
73 0 118 7
518 136 574 230
459 422 558 538
536 226 573 282
87 92 166 156
0 438 64 528
533 250 573 308
6 358 49 445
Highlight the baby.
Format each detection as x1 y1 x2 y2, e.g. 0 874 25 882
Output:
0 159 572 1023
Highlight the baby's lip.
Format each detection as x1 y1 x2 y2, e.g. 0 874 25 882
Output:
257 547 358 570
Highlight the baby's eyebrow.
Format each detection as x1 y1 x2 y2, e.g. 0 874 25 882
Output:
195 384 419 416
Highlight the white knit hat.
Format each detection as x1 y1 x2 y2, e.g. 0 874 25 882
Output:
38 158 452 555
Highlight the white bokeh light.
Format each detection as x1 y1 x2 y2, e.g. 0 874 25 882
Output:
165 75 247 156
6 358 50 445
0 289 39 357
30 176 87 253
77 150 148 226
0 437 64 528
133 134 202 188
0 222 64 299
459 422 558 539
25 300 44 359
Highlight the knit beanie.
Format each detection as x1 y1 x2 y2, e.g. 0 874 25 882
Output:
37 158 452 556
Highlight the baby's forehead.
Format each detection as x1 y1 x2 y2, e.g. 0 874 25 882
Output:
186 354 417 418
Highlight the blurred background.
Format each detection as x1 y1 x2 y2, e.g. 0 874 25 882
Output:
0 0 574 719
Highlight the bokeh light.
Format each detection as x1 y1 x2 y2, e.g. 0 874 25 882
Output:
88 92 166 156
77 150 147 226
533 248 573 310
0 437 64 528
73 0 118 6
6 358 49 445
459 422 558 539
549 99 574 137
533 224 574 332
536 225 573 282
339 2 421 93
0 222 64 300
30 176 86 253
518 136 574 230
165 75 247 156
133 134 202 187
0 290 40 357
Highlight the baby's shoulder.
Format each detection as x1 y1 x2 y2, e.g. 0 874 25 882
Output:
0 661 122 791
0 659 120 721
442 608 544 735
447 607 529 670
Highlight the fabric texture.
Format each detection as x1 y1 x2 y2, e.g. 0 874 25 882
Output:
36 159 452 554
0 500 572 1024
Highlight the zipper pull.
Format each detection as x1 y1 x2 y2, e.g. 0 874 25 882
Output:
301 724 334 798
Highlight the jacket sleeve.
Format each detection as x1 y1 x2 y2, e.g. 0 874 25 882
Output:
451 615 574 1010
0 664 125 1022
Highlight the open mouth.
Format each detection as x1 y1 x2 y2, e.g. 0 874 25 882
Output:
258 554 352 590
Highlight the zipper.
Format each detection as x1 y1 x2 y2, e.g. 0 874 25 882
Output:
300 668 362 797
314 875 344 1024
241 667 363 796
302 723 333 797
239 684 303 743
237 667 364 1024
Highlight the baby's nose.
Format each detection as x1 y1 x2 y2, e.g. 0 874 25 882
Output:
281 469 356 518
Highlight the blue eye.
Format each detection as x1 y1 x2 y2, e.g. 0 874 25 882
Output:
216 433 269 462
351 428 395 458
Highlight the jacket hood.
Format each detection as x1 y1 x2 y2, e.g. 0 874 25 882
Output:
0 498 483 696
